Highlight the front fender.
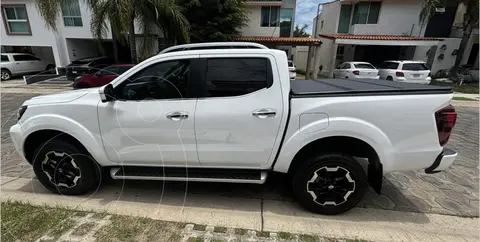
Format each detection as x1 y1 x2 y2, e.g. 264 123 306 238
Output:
19 114 111 166
273 117 393 173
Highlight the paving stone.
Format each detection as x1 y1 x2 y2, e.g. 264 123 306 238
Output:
435 197 469 216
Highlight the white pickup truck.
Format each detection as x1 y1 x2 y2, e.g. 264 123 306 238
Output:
9 43 458 215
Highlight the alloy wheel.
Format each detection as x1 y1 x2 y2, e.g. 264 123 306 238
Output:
41 151 82 188
306 166 355 206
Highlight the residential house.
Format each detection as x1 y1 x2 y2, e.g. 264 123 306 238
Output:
311 0 478 77
1 0 299 68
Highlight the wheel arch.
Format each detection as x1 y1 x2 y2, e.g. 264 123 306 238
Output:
23 130 90 165
19 114 111 166
284 135 384 193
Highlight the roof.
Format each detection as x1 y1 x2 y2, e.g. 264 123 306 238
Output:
233 36 322 45
382 60 427 63
318 34 443 41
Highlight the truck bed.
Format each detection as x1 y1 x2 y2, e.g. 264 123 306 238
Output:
291 79 452 97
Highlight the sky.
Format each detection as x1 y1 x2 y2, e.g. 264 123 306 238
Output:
294 0 330 34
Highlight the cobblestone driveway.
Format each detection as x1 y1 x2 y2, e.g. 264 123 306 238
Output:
1 92 478 217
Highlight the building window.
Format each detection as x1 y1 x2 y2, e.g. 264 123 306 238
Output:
261 6 280 27
61 0 83 26
1 5 30 35
352 1 381 25
279 8 293 37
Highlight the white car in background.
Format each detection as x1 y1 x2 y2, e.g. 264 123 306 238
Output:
1 53 55 80
288 60 296 80
333 62 379 79
377 60 432 84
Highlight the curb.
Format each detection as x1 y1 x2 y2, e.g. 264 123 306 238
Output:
1 176 478 242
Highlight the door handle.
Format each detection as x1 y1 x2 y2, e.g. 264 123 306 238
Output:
166 112 188 121
252 109 276 119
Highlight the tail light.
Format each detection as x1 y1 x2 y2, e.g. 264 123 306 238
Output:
352 70 360 75
435 105 457 146
396 71 404 77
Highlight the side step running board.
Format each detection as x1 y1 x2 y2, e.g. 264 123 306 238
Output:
110 166 268 184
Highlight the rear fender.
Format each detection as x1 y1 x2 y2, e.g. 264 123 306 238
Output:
273 117 393 173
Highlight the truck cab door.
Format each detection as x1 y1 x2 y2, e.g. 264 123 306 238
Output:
194 54 285 168
97 55 201 166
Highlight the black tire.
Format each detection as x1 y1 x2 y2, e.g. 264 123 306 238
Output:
46 65 56 74
386 76 393 81
74 83 90 89
1 68 11 81
292 153 367 215
32 137 101 195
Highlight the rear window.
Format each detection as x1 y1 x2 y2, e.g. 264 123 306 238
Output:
71 59 93 64
378 62 399 69
288 61 294 67
1 55 8 62
402 63 429 71
353 63 375 69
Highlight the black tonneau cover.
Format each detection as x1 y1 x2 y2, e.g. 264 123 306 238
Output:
291 79 452 97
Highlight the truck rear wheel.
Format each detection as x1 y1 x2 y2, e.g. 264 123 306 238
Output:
292 153 367 215
32 138 101 195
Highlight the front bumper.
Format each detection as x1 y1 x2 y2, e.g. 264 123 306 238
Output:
9 124 26 159
425 148 457 174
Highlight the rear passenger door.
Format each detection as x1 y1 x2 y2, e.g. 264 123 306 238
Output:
194 54 284 168
12 54 33 73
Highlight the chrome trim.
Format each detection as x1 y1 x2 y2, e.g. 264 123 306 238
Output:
110 169 268 184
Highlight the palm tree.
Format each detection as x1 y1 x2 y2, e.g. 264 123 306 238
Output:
37 0 189 63
420 0 479 78
293 24 310 37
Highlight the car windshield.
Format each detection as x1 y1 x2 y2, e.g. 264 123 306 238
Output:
354 63 375 69
402 63 429 71
1 55 8 62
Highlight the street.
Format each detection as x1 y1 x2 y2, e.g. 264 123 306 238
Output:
1 84 478 219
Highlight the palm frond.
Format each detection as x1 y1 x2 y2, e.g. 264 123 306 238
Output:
36 0 62 31
419 0 445 26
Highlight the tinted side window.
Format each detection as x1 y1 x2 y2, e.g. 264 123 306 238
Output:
13 55 30 61
1 55 8 62
100 66 119 75
116 60 190 100
387 62 399 69
378 62 387 69
204 58 272 98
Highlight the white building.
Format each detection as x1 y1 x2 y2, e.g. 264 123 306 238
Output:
1 0 298 67
311 0 479 77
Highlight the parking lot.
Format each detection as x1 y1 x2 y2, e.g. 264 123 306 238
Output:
1 82 478 218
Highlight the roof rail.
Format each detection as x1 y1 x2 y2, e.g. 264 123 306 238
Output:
159 42 268 54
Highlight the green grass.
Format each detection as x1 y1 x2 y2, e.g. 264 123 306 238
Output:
452 97 477 101
1 201 76 242
299 234 318 242
213 226 228 233
256 231 270 237
278 231 294 240
187 237 204 242
234 228 247 235
193 224 207 231
72 222 96 236
430 80 479 94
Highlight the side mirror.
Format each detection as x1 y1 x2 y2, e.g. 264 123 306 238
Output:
99 84 115 102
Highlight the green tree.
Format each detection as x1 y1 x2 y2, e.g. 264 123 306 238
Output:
179 0 248 42
37 0 190 63
293 24 310 37
420 0 479 78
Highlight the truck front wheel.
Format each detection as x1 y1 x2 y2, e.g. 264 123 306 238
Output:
32 138 101 195
292 153 367 215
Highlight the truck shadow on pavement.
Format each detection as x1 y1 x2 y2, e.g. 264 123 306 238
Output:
16 172 432 224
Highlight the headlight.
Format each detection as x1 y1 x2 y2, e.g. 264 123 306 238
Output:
18 106 27 121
